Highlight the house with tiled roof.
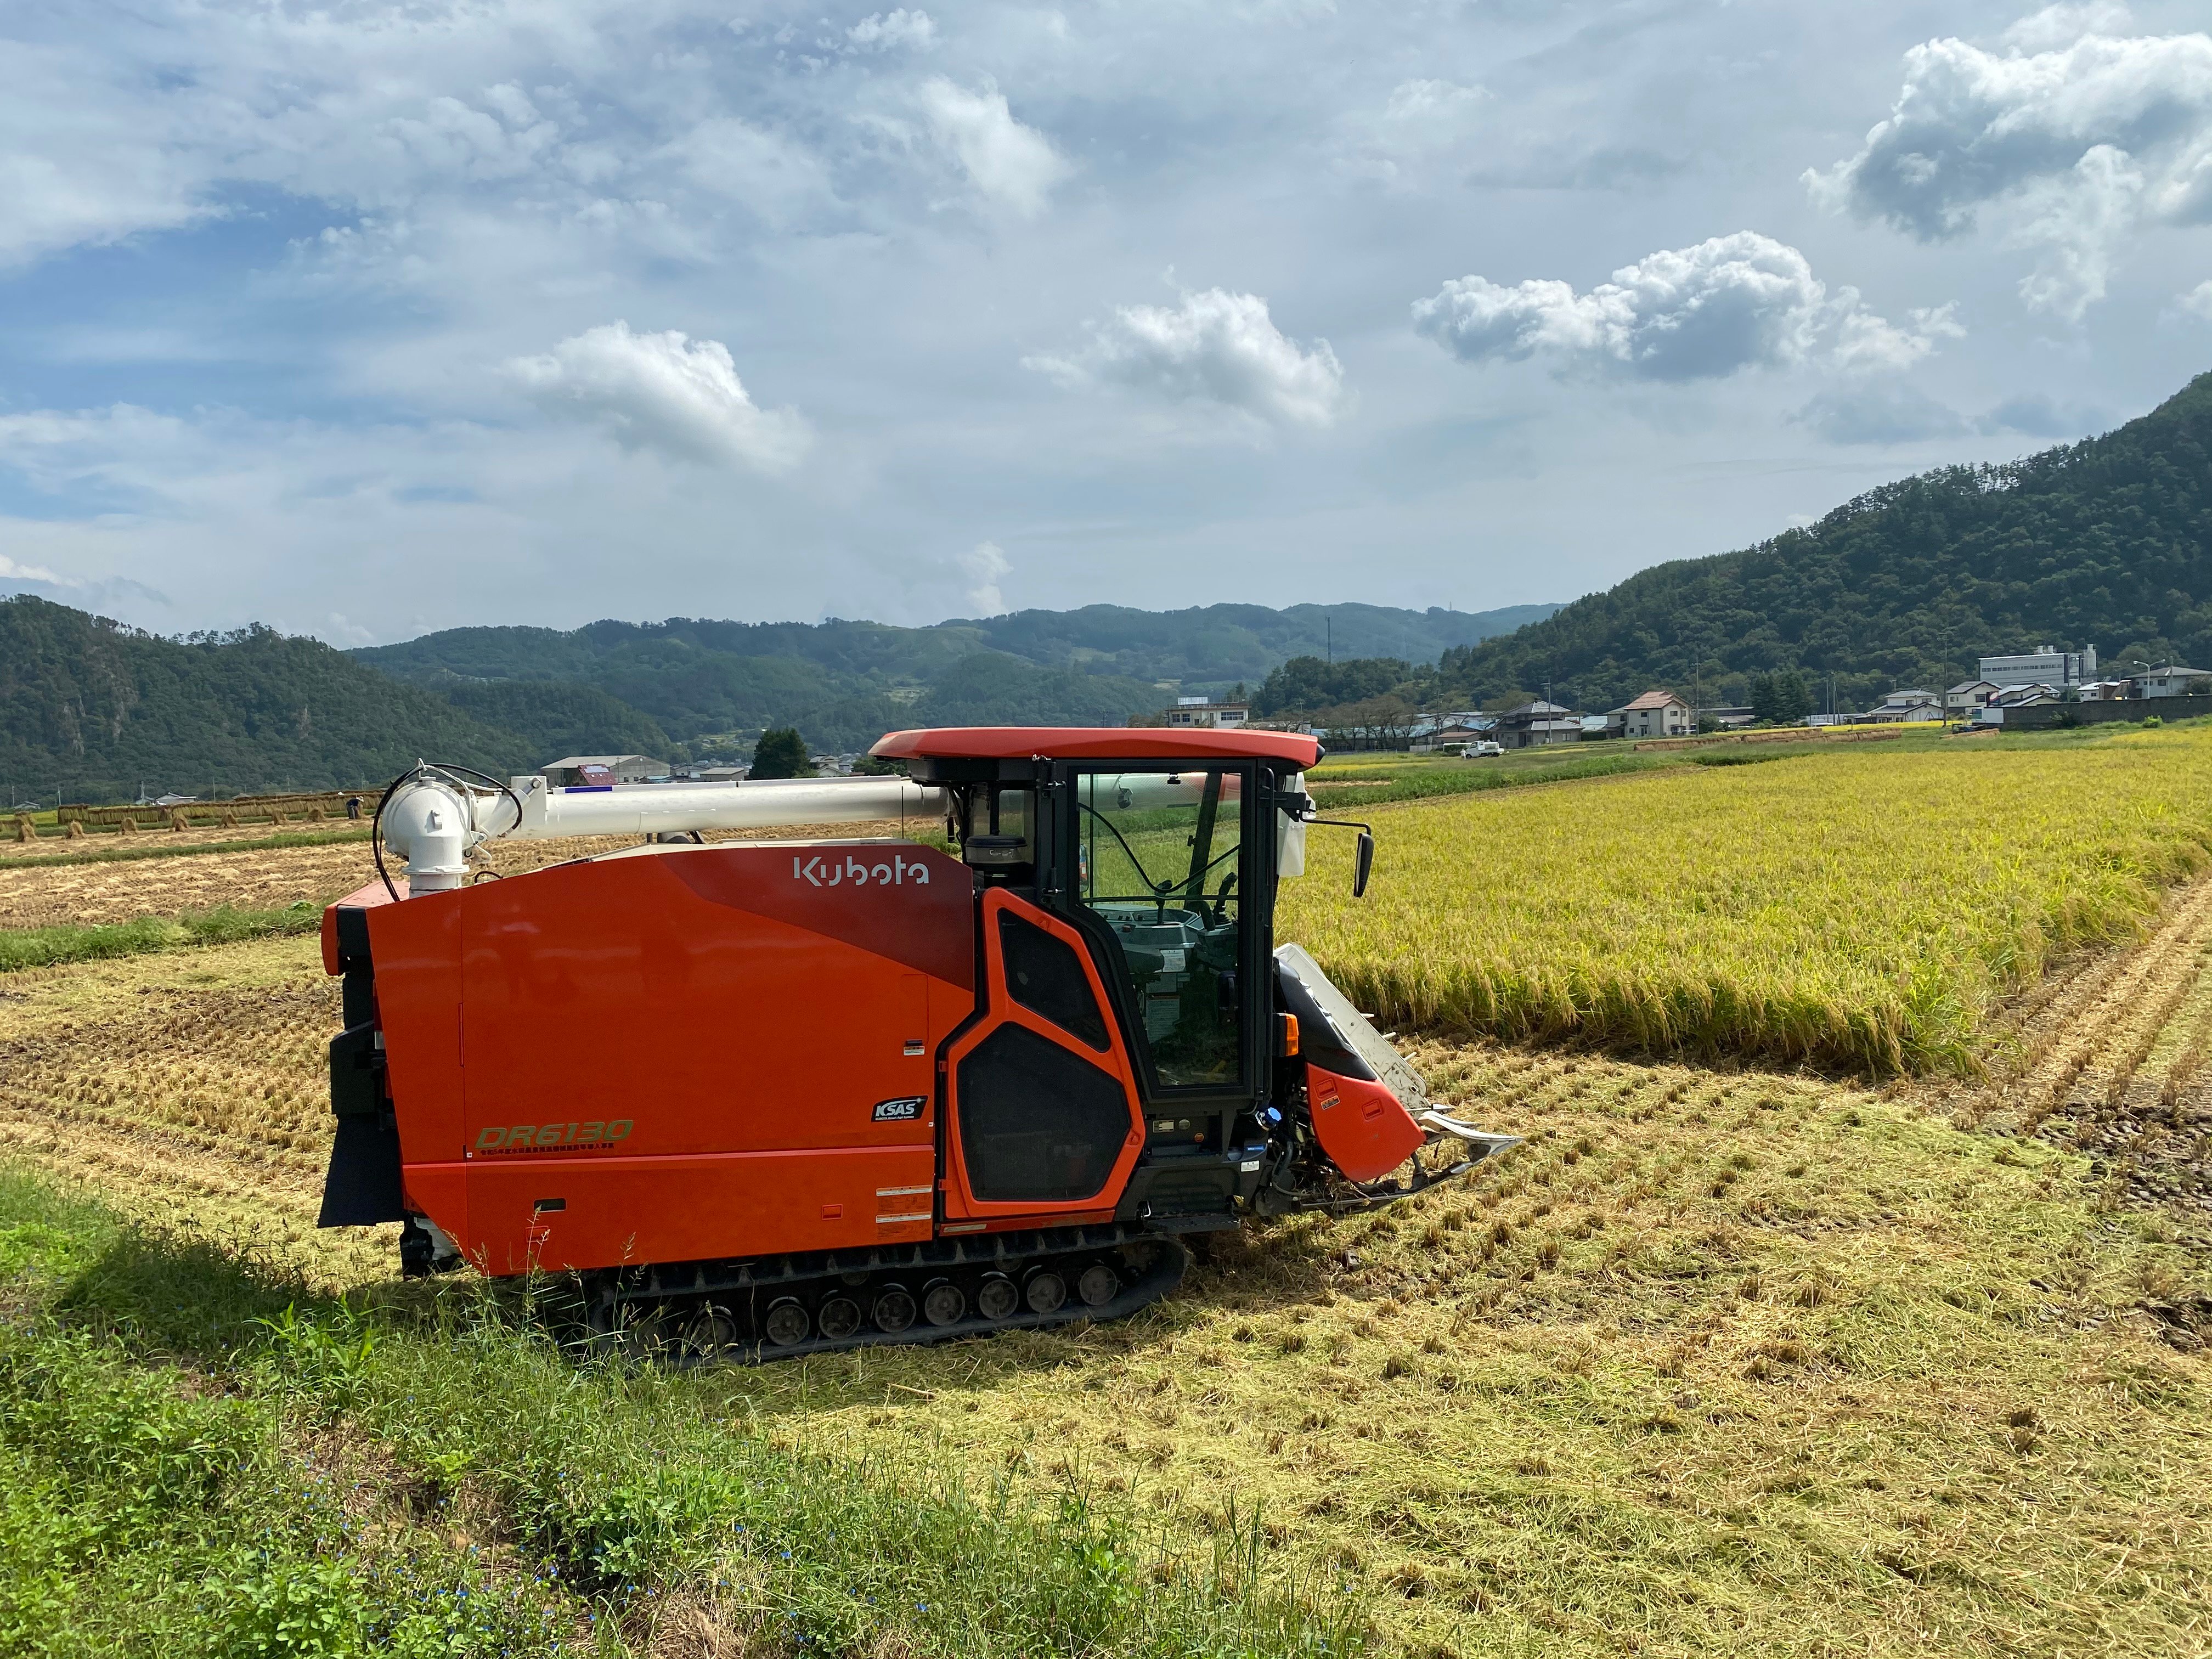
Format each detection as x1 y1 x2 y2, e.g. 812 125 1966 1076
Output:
1605 689 1691 740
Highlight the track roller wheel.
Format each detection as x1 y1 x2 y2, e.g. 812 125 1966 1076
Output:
1024 1269 1067 1314
976 1274 1019 1321
622 1304 675 1359
763 1297 810 1348
873 1285 917 1334
1077 1263 1119 1308
922 1279 965 1327
686 1305 740 1356
817 1295 862 1341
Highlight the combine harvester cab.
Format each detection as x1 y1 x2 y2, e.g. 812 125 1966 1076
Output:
317 729 1515 1359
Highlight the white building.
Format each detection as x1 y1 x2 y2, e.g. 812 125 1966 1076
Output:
1163 698 1250 729
2129 665 2212 698
1606 689 1692 739
1980 645 2096 688
1943 680 2001 715
1858 690 1941 723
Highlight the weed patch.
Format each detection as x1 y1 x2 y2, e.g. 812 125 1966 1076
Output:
0 904 322 972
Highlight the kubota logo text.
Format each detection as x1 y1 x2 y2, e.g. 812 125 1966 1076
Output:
793 853 930 888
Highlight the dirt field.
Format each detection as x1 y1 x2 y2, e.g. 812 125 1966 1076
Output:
2 840 2207 1654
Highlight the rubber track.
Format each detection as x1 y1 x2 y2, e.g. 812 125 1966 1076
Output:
587 1221 1198 1365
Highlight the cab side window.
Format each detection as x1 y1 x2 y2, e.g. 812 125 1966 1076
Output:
1070 769 1244 1087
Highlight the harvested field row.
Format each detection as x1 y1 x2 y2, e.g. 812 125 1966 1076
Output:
0 939 391 1280
0 841 379 929
1932 873 2212 1218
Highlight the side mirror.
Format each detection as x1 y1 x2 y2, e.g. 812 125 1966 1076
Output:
1353 831 1374 899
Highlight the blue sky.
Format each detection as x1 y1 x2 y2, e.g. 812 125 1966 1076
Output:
1 1 2209 644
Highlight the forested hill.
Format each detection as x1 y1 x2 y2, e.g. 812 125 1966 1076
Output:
0 596 1555 802
352 600 1557 754
1441 371 2212 713
0 598 536 804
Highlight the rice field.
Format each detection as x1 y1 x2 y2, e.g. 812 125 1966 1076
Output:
1284 724 2212 1075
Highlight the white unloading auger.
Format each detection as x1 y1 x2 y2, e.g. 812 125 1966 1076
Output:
372 763 952 895
373 762 1307 896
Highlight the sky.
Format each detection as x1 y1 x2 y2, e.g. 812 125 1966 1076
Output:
1 0 2209 646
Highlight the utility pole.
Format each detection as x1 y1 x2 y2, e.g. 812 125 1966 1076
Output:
1325 616 1331 664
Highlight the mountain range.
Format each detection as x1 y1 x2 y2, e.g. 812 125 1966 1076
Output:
0 600 1551 804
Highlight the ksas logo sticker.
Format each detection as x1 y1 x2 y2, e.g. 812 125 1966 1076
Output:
871 1097 926 1122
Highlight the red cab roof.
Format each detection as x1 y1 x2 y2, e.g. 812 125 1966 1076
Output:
871 726 1321 768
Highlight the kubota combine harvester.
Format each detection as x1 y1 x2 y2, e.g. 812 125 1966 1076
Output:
318 727 1513 1359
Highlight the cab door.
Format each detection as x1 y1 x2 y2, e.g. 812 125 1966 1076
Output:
940 888 1146 1226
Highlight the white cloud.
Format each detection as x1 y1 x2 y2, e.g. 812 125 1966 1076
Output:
0 41 213 268
505 323 811 472
2002 3 2136 54
663 117 837 225
1410 233 1953 382
1026 287 1347 427
848 10 938 52
2177 278 2212 318
958 540 1011 612
1338 78 1489 182
917 78 1069 216
0 554 67 585
1806 18 2212 318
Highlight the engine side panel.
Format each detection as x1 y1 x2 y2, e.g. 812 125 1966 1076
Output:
440 1145 938 1276
367 842 974 1273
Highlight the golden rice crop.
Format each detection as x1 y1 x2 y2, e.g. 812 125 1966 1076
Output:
1282 725 2212 1074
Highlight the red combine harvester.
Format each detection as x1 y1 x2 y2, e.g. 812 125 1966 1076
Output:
319 727 1513 1359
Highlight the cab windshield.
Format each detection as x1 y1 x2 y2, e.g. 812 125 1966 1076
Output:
1071 769 1243 1088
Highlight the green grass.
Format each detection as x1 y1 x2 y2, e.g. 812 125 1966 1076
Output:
0 827 373 870
0 905 325 972
0 1165 1365 1658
